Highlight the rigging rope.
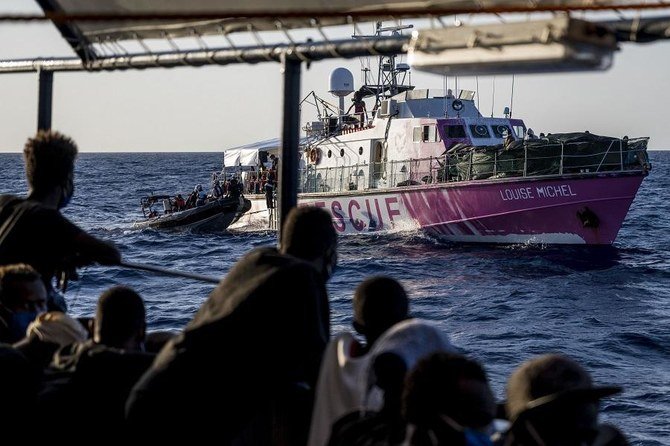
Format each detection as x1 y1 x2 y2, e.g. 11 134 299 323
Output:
119 261 220 284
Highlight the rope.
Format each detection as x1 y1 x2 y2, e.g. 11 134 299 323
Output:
119 261 220 284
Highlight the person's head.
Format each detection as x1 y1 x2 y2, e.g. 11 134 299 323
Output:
280 206 337 281
506 354 621 445
0 264 47 342
403 352 496 444
93 286 146 351
353 276 409 347
23 130 78 207
195 184 203 192
527 128 534 135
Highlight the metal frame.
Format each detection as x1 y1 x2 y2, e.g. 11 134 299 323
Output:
1 10 667 240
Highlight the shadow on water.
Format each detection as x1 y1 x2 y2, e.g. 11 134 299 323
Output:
412 231 625 272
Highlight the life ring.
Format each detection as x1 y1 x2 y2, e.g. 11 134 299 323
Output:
309 147 321 164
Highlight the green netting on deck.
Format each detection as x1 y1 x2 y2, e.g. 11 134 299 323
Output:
446 133 649 181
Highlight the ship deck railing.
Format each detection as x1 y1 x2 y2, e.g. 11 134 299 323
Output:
289 138 650 194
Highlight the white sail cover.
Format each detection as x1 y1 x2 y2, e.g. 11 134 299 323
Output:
40 1 655 41
223 137 315 167
223 139 276 167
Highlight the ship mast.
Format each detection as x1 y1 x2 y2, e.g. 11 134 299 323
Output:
355 22 414 111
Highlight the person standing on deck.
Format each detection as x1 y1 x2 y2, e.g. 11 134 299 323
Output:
524 128 538 141
265 169 277 209
126 206 338 445
503 129 515 150
0 131 121 312
211 180 224 199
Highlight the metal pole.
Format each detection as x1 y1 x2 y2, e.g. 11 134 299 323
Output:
278 56 301 247
119 261 220 284
37 70 53 131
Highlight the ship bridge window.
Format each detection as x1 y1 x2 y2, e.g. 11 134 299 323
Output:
445 124 467 139
413 126 422 142
469 124 490 138
512 125 525 138
414 125 440 142
492 125 512 138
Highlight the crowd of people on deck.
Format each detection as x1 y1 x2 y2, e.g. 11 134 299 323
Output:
0 130 630 444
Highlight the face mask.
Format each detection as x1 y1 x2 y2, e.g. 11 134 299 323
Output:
464 428 493 446
8 311 38 342
59 178 74 209
323 250 337 281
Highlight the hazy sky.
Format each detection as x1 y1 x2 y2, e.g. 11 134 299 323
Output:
1 0 669 152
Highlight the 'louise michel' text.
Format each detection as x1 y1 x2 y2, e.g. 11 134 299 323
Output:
500 184 577 201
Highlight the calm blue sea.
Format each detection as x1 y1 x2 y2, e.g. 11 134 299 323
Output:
1 151 668 444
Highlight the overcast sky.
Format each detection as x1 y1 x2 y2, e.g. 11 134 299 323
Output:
1 0 669 152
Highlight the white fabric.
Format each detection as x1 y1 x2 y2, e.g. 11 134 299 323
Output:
308 332 371 446
27 311 88 347
308 319 457 446
223 136 316 168
360 318 458 411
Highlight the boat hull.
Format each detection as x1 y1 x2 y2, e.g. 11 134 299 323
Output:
133 197 251 232
230 173 645 245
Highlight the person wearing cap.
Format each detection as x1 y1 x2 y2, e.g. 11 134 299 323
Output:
504 353 628 446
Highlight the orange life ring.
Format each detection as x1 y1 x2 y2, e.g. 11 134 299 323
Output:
309 147 321 164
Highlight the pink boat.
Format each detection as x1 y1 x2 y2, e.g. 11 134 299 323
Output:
223 25 650 245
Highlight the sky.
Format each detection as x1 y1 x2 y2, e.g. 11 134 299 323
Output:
1 0 669 152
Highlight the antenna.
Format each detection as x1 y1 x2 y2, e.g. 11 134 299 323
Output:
510 74 515 118
443 75 448 117
491 76 496 118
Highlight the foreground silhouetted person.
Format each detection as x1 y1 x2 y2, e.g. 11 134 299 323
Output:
40 286 153 435
309 276 409 446
127 206 337 444
403 352 497 446
504 354 627 446
0 131 121 311
0 264 47 343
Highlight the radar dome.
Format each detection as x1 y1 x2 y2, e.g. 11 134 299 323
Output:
329 67 354 97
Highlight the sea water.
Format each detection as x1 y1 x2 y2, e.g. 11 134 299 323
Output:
1 151 668 445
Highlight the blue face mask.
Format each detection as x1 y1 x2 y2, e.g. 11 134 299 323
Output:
464 428 493 446
8 311 38 342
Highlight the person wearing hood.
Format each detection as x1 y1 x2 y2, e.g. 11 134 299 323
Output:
127 206 338 444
